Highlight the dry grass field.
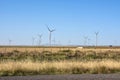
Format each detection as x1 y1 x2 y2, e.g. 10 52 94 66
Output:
0 60 120 76
0 46 120 76
1 46 120 53
0 46 75 53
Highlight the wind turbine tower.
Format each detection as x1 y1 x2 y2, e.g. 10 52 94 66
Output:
38 34 42 46
46 25 55 46
32 37 35 46
84 36 88 46
95 32 99 47
8 39 12 46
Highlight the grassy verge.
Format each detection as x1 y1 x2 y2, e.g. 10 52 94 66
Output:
0 60 120 76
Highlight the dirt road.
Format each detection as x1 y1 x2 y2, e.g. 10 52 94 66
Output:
0 74 120 80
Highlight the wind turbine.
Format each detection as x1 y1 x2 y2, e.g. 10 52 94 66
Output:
38 34 42 46
32 37 35 46
52 37 56 45
88 38 91 46
46 25 55 46
95 32 99 47
83 36 88 46
68 40 71 45
8 39 12 46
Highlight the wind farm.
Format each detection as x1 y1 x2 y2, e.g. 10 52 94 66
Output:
0 25 119 53
0 0 120 80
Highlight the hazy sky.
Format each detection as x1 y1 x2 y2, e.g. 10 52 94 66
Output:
0 0 120 45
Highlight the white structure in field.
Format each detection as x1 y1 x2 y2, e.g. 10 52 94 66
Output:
76 47 83 50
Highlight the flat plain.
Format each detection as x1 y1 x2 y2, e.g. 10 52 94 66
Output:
0 46 120 79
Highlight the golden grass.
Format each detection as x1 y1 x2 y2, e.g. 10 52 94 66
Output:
0 47 74 53
0 60 120 76
1 46 120 53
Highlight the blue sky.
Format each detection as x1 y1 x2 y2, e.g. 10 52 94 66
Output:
0 0 120 45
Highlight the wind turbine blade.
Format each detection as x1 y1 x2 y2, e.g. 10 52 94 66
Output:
48 27 51 31
95 32 99 35
45 24 51 31
51 29 55 32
